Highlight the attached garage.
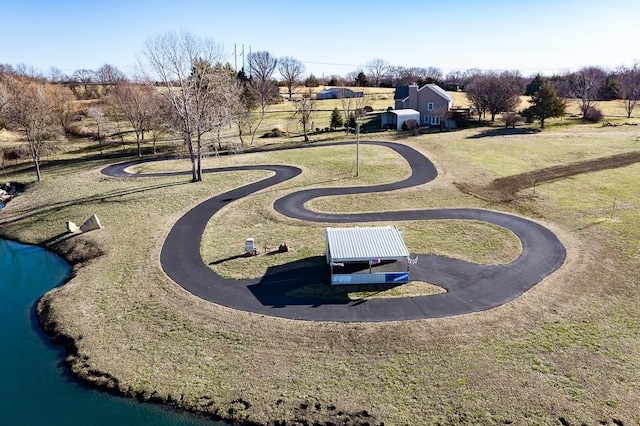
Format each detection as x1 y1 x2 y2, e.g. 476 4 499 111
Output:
325 226 411 285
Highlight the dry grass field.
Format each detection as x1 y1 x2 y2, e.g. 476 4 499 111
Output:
1 93 640 425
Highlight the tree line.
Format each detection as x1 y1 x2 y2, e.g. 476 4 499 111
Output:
2 33 640 182
0 33 321 182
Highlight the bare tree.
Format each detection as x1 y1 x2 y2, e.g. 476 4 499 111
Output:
365 58 389 87
247 51 277 84
432 106 453 131
96 63 126 85
465 71 522 121
87 105 106 155
0 79 9 121
72 68 95 92
48 66 68 83
147 92 173 155
464 75 489 120
108 82 156 157
293 90 316 142
617 62 640 118
387 66 429 87
245 50 279 145
336 88 358 134
243 78 279 145
47 83 78 134
194 62 241 154
234 81 257 147
336 89 366 176
5 76 61 181
0 64 15 78
278 56 305 99
421 66 444 84
140 32 227 182
566 66 606 121
96 63 126 96
14 63 45 81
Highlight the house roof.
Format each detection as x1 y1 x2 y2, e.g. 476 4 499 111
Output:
326 226 410 263
394 86 409 100
319 87 348 94
425 84 453 102
318 87 360 95
395 84 452 103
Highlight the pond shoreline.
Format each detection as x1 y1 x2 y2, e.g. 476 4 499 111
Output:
0 194 239 424
33 263 232 425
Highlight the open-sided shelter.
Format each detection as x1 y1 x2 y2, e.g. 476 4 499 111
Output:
380 109 420 130
325 226 411 285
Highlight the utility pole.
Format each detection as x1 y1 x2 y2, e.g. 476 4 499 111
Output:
356 122 360 177
241 44 245 72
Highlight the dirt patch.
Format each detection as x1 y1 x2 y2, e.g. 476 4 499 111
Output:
458 151 640 202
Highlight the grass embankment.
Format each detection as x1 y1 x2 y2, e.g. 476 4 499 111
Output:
1 118 640 424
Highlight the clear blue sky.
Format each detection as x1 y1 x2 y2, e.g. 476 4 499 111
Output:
2 0 638 79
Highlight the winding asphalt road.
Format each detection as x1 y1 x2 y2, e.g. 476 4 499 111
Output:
102 141 566 322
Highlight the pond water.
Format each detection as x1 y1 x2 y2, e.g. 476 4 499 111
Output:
0 237 224 425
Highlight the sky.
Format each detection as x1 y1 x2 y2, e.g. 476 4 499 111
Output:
2 0 639 80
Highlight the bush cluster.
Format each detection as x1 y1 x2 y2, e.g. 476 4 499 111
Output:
584 106 603 122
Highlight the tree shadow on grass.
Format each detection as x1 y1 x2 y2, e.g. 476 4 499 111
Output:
467 127 540 139
0 180 190 228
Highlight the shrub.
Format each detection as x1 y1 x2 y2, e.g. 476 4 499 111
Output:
584 106 603 123
502 112 522 129
2 147 28 163
260 127 287 138
404 119 420 135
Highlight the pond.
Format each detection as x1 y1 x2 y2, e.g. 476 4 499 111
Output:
0 237 224 425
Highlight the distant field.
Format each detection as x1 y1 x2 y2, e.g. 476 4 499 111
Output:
2 86 638 156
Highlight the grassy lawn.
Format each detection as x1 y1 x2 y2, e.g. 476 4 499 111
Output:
2 99 640 424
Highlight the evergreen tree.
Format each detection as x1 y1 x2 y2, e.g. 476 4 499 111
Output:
304 74 319 87
598 76 622 100
525 74 545 96
522 81 565 129
355 71 369 87
330 107 343 129
236 68 249 83
348 112 357 128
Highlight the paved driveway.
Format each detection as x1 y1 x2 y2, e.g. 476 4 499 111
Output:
103 141 566 322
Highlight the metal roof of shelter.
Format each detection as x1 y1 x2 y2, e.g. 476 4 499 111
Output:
326 226 410 263
388 109 420 118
